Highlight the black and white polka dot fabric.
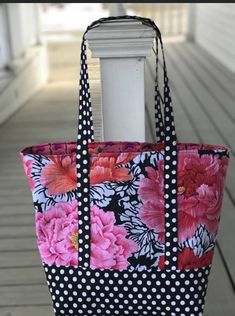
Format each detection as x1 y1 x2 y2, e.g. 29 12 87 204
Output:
154 36 165 143
46 16 212 316
44 264 210 316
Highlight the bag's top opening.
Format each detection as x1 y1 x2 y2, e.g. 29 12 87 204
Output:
20 141 230 158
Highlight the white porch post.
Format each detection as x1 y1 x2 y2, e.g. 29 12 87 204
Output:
187 3 196 42
0 4 12 66
109 3 126 16
86 19 155 142
0 3 48 124
34 3 42 45
6 3 39 59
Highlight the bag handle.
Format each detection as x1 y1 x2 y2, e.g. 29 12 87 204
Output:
77 15 178 271
155 33 165 142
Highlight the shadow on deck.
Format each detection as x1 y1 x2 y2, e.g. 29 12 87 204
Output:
0 39 234 316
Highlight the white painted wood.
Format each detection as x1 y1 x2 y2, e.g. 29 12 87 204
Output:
33 3 42 45
100 57 145 141
6 4 26 59
194 4 235 73
109 3 126 16
0 45 48 125
19 4 38 51
86 21 155 58
6 4 39 59
187 3 196 41
86 20 155 141
0 4 12 66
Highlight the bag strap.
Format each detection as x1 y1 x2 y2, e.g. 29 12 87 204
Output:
77 15 178 271
155 38 165 142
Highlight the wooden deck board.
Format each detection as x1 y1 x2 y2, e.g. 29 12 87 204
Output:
203 250 235 316
0 251 41 268
174 44 235 127
0 284 51 306
0 38 234 315
168 45 235 151
0 267 45 286
0 238 37 252
0 226 35 238
0 306 53 316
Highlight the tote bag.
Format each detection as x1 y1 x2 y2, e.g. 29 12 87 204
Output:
20 16 230 316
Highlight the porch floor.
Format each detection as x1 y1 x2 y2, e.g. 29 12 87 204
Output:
0 39 234 316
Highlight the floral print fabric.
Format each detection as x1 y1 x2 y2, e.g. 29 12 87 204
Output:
20 141 229 271
90 205 138 269
36 201 78 266
40 156 77 195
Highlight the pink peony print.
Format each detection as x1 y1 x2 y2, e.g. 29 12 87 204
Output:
139 153 228 243
40 156 77 195
36 202 138 268
36 200 78 266
90 205 138 269
23 159 35 190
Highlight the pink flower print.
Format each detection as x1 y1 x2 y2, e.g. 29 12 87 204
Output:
90 205 138 269
36 201 138 269
40 155 77 195
90 156 133 185
138 153 228 243
36 200 78 266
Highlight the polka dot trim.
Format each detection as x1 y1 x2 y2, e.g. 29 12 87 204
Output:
159 34 178 269
77 15 179 270
44 264 210 316
154 36 164 143
76 38 94 267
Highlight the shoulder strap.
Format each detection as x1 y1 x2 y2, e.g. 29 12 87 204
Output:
77 15 178 271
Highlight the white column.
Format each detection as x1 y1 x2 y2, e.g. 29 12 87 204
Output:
187 3 196 42
0 4 12 66
86 19 155 142
109 3 126 16
6 3 25 59
34 3 42 45
6 3 38 59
